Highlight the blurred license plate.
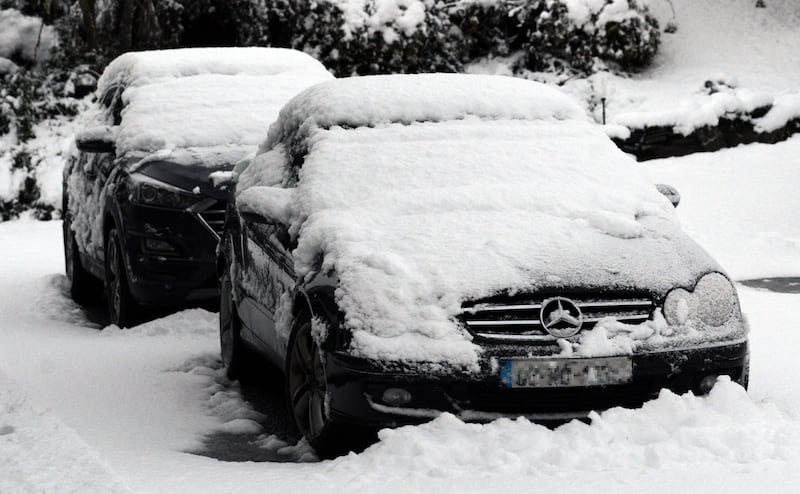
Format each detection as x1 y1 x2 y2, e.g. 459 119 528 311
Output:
500 357 632 388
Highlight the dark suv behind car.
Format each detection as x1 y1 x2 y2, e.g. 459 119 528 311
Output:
63 47 332 326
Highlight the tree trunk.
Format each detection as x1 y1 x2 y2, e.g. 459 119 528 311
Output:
139 0 161 46
77 0 97 50
120 0 135 51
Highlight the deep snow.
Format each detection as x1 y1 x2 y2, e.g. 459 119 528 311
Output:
1 136 799 492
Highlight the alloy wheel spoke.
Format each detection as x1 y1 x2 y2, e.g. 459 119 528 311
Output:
312 349 326 387
292 383 311 423
294 338 313 376
308 389 326 438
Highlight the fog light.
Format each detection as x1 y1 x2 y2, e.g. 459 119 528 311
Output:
143 238 175 253
382 387 412 406
698 375 718 394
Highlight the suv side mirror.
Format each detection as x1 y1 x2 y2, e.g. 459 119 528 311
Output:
656 183 681 208
76 126 117 154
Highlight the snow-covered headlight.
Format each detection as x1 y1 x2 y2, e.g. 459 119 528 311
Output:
663 273 737 327
129 173 201 209
663 288 693 326
694 272 736 327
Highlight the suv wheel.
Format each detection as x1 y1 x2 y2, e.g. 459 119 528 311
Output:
63 215 101 304
105 228 139 328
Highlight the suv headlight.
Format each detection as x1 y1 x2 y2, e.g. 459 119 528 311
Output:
129 173 200 209
663 273 737 327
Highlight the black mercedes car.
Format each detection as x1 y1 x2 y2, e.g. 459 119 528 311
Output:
62 48 332 326
218 74 749 458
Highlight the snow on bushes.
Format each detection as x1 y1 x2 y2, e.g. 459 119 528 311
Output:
278 0 660 76
0 8 58 66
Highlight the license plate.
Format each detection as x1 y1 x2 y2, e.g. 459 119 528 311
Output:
500 357 632 388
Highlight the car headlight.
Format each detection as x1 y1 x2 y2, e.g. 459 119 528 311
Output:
663 273 737 327
129 173 201 209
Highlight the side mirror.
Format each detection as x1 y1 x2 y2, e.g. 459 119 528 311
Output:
75 126 116 154
656 183 681 208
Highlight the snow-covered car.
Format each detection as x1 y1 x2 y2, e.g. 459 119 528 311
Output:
63 48 333 327
219 74 749 457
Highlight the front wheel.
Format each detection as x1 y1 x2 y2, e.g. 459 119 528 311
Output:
105 228 139 328
286 318 369 458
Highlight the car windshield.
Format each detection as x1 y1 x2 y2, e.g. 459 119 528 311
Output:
298 118 671 234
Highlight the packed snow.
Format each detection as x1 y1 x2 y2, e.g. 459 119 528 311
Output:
238 76 732 366
0 369 131 493
93 47 333 161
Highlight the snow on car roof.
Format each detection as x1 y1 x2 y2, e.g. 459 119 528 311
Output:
97 47 328 91
239 112 722 368
259 73 587 152
96 48 333 161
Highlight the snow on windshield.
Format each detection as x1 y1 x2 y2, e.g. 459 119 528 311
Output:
97 48 333 161
238 112 726 368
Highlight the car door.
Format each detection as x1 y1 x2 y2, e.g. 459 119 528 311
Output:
237 219 293 365
65 150 116 277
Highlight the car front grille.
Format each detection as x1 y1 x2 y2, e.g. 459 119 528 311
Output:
196 200 226 239
461 296 655 343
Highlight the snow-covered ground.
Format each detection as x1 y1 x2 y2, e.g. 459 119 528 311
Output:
0 135 799 492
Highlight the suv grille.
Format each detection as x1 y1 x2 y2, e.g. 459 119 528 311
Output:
197 201 226 239
461 297 654 343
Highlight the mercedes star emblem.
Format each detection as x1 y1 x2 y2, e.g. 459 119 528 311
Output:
540 297 583 338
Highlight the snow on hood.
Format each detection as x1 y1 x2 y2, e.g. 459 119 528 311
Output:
260 73 587 153
239 115 724 368
96 48 333 160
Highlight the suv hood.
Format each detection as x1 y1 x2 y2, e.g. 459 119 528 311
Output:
136 160 234 201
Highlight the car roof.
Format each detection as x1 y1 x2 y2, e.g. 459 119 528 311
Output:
260 73 587 152
97 47 329 94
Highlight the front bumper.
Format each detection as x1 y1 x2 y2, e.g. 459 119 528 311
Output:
324 339 749 427
120 202 220 305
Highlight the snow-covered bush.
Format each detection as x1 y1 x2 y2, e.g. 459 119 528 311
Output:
0 8 59 66
450 0 660 73
281 0 462 75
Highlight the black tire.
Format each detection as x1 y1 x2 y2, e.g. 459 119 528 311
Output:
63 215 101 304
219 266 256 381
105 228 139 328
286 318 369 459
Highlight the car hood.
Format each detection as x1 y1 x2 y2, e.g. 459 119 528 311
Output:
136 160 234 201
462 217 723 303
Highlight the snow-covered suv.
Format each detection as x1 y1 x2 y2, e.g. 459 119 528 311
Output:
63 48 332 327
219 74 749 457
